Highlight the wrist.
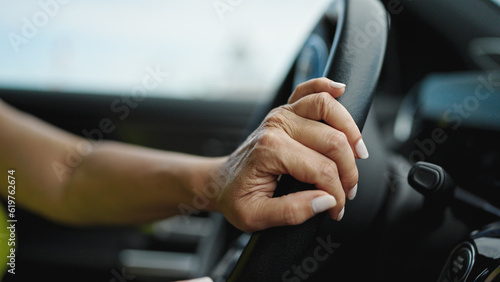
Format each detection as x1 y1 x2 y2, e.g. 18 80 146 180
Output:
181 156 228 213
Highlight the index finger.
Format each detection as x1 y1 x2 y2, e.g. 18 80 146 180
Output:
288 77 346 104
287 92 369 159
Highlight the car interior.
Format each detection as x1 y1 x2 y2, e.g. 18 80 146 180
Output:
1 0 500 281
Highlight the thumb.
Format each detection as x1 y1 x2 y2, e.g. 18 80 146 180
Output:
249 191 338 232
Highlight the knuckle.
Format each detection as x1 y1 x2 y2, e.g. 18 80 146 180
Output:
347 167 359 184
314 92 334 117
281 199 303 226
317 91 332 103
319 162 339 184
324 130 349 155
342 166 359 189
262 106 297 137
336 197 346 210
249 128 285 174
263 107 290 129
255 129 280 150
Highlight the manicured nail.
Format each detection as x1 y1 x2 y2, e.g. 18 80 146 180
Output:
180 277 214 282
337 207 345 221
355 139 369 159
312 195 337 214
276 174 282 182
347 183 358 200
330 81 346 89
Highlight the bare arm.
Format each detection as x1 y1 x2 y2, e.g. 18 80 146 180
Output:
0 78 367 232
0 99 223 225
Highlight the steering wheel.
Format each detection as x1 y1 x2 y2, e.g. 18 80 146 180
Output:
226 0 388 280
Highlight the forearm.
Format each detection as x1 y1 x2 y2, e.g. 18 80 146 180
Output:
0 100 226 226
2 77 363 233
59 142 226 225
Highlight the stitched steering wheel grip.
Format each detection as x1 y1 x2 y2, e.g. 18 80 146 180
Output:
227 0 388 281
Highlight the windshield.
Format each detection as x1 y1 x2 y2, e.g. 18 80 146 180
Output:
0 0 332 102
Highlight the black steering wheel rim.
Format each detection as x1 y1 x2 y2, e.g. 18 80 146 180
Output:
227 0 388 280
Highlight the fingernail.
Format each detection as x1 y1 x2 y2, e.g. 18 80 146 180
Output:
276 174 282 182
330 81 346 89
347 183 358 200
337 207 345 221
311 195 337 214
355 139 369 159
180 277 214 282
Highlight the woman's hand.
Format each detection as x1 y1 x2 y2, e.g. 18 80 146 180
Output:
209 78 369 233
0 78 369 229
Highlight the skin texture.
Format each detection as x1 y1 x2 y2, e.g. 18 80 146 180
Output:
0 77 364 232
